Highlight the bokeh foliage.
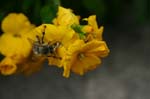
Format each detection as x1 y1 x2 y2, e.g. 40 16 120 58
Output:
0 0 149 26
0 0 60 25
61 0 150 24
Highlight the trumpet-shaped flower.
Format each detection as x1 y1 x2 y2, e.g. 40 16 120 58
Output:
0 33 32 75
0 57 17 75
0 13 35 75
62 39 109 78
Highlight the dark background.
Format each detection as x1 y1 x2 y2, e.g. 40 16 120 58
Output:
0 0 150 99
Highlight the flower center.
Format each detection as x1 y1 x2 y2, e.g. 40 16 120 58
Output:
78 53 85 60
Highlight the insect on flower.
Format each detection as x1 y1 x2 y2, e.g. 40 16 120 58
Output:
29 25 61 58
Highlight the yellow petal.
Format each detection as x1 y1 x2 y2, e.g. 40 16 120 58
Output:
58 26 75 45
86 15 98 31
87 41 110 57
45 25 75 45
67 40 84 54
44 24 59 42
84 15 104 41
0 57 17 75
71 54 101 75
96 26 104 40
1 13 34 34
71 60 84 75
27 24 78 51
81 40 101 51
48 46 66 67
0 33 32 58
25 24 51 42
62 53 76 78
48 57 61 67
53 6 79 26
83 40 110 57
82 25 93 33
63 64 71 78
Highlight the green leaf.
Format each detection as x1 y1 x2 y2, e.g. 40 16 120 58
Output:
46 0 61 6
0 12 5 22
40 0 60 23
22 0 34 12
83 0 106 17
33 0 41 24
71 24 86 39
40 5 57 23
133 0 147 23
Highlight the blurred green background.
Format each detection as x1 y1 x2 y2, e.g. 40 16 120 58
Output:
0 0 149 26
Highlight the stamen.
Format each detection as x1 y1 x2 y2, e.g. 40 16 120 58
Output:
78 53 85 60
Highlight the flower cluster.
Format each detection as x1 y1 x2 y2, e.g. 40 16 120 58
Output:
0 6 109 78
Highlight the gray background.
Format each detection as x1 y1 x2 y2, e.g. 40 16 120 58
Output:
0 22 149 99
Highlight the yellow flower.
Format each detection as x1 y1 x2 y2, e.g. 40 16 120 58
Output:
0 33 32 75
29 24 78 49
83 15 104 41
26 24 77 67
1 13 35 35
0 33 32 59
62 39 108 78
0 57 17 75
0 13 36 75
0 6 110 78
45 24 74 42
27 24 76 46
53 6 79 26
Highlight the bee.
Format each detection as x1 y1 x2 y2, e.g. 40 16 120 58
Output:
30 25 61 58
